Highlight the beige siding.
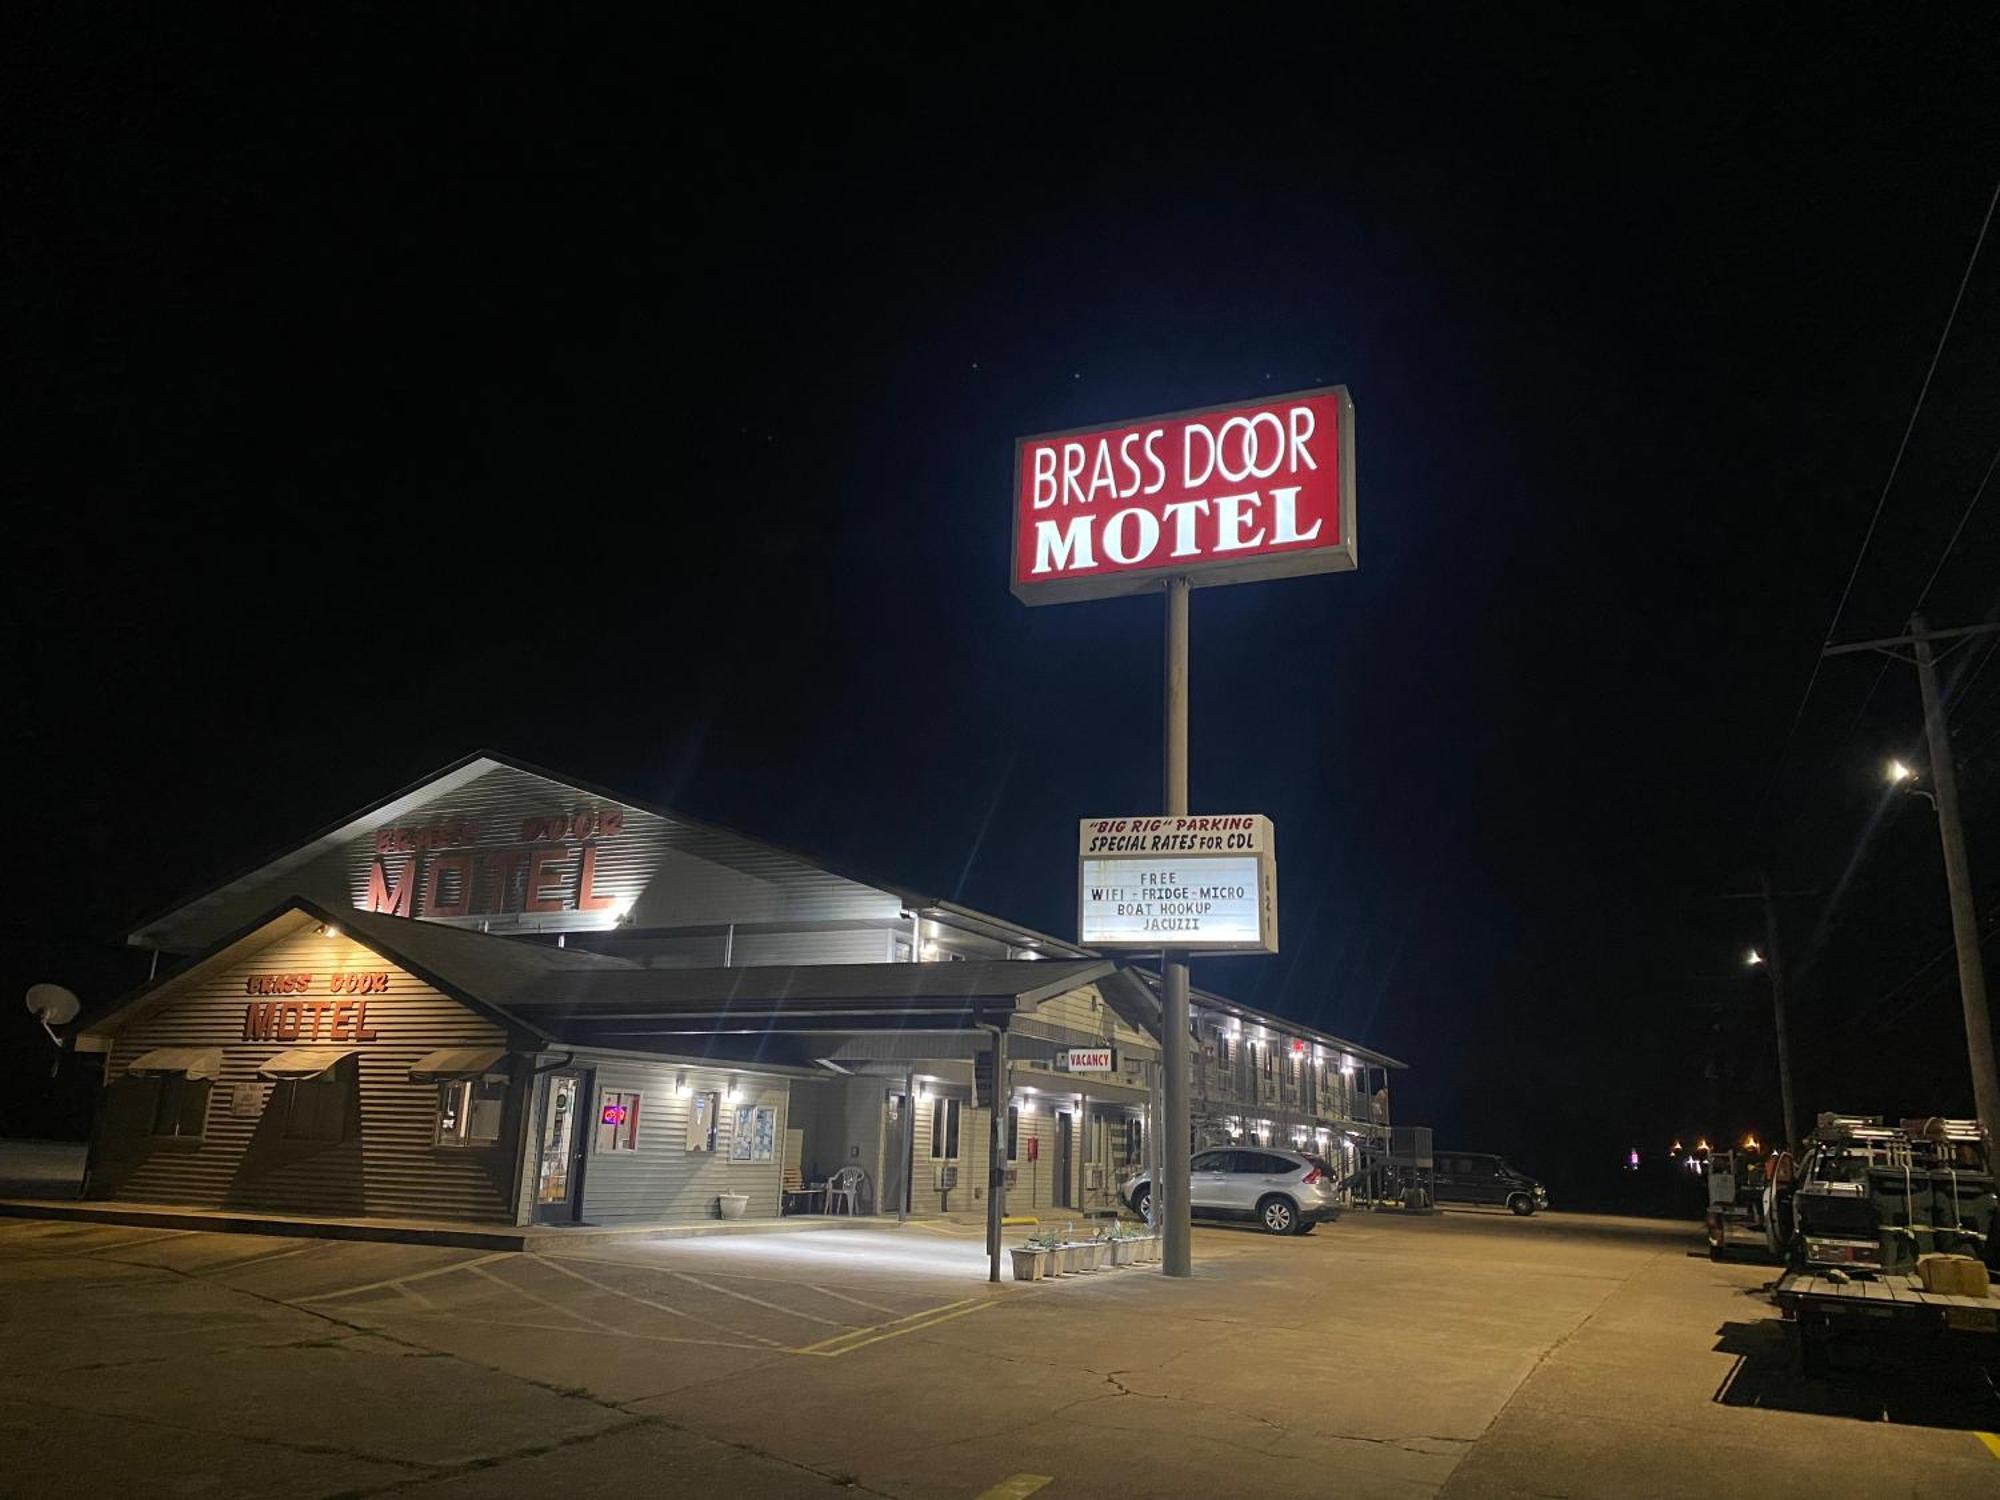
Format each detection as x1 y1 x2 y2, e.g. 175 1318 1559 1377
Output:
94 927 519 1222
577 1058 789 1225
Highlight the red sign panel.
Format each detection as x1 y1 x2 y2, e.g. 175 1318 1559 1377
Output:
1011 386 1355 604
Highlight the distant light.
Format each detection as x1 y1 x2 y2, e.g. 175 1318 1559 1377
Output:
920 941 940 960
1670 1139 1683 1153
611 896 635 921
322 925 340 940
1887 759 1916 785
1746 948 1765 967
1743 1134 1760 1152
1696 1139 1710 1153
1627 1149 1640 1169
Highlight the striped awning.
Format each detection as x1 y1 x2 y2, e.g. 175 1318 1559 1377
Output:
408 1047 509 1083
256 1047 360 1080
125 1047 223 1080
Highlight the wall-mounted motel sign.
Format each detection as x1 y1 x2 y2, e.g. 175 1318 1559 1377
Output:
1011 388 1355 605
1059 1048 1117 1073
1078 816 1278 955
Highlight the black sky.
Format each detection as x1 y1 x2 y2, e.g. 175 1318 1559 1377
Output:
9 12 2000 1203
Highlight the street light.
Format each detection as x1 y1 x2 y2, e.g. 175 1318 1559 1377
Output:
1746 948 1765 967
1887 759 1915 785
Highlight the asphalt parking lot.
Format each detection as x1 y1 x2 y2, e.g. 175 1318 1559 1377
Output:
1 1208 1995 1498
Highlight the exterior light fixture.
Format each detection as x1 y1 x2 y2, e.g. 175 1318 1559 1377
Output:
920 941 940 960
1743 1134 1760 1152
674 1071 691 1098
1887 759 1916 785
1746 948 1765 967
724 1078 741 1102
320 923 340 940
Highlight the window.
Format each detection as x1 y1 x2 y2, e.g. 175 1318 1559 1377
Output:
686 1091 720 1152
730 1104 777 1162
438 1078 507 1147
1006 1105 1020 1162
929 1097 961 1159
1124 1116 1142 1165
148 1077 212 1140
1216 1035 1231 1068
279 1073 351 1144
1192 1150 1227 1171
1283 1051 1298 1088
595 1090 642 1153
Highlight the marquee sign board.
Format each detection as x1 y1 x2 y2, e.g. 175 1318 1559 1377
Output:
1012 387 1355 605
1078 815 1278 954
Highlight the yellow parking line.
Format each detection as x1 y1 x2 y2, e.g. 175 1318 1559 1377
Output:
975 1474 1054 1499
794 1295 998 1357
1974 1431 2000 1460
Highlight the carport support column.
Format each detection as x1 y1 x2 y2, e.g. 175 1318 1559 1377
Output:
986 1026 1008 1283
1162 574 1193 1278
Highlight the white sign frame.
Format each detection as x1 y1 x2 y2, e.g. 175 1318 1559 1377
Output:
1077 815 1278 955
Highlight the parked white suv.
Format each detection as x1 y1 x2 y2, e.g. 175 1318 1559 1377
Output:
1122 1147 1339 1235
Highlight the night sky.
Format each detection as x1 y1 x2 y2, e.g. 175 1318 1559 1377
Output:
10 14 1999 1205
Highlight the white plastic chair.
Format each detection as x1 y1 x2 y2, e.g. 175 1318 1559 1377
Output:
826 1165 865 1215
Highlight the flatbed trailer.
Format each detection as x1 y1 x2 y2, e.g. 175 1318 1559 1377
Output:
1774 1268 1999 1376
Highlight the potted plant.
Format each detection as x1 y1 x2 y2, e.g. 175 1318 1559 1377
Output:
1016 1227 1063 1281
1076 1235 1106 1271
1106 1224 1136 1266
718 1191 749 1219
1010 1243 1052 1281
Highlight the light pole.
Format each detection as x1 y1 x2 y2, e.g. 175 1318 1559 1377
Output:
1825 617 2000 1150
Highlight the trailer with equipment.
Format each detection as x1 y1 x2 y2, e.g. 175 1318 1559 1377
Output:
1765 1115 1996 1376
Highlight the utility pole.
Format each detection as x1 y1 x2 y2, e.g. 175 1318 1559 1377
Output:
1759 871 1801 1151
1911 617 1999 1146
1161 575 1193 1278
1825 616 2000 1145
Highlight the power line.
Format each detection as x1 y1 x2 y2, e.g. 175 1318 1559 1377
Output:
1912 437 2000 616
1748 176 2000 844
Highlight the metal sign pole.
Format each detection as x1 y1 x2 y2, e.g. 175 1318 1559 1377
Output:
1162 576 1194 1278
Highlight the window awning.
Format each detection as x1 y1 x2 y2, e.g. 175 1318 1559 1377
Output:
408 1046 510 1083
125 1047 224 1080
257 1047 360 1080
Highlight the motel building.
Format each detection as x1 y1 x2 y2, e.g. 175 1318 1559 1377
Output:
69 753 1402 1232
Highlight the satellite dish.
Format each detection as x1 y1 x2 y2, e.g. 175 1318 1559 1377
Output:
26 983 81 1028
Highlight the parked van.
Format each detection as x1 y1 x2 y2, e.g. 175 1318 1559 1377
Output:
1432 1152 1548 1215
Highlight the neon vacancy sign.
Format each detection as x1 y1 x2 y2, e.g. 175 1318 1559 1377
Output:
1011 387 1355 605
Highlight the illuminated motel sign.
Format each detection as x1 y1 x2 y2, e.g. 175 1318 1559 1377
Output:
1010 387 1355 605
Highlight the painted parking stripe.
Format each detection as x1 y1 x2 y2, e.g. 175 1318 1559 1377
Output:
668 1270 851 1329
1974 1431 2000 1460
794 1295 998 1357
974 1474 1054 1499
533 1253 790 1348
296 1251 511 1301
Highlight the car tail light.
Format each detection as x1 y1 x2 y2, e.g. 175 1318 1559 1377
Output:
1301 1166 1322 1184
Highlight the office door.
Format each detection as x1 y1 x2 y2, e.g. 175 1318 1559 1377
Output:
1054 1111 1074 1208
534 1070 590 1224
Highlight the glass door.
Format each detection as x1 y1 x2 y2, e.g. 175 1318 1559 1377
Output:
534 1070 590 1223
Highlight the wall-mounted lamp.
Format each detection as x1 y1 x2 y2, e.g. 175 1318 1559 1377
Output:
674 1071 691 1098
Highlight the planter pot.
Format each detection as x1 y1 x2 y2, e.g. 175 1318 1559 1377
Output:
717 1192 749 1220
1109 1239 1135 1266
1010 1247 1051 1282
1076 1242 1105 1272
1054 1244 1082 1275
1139 1235 1161 1263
